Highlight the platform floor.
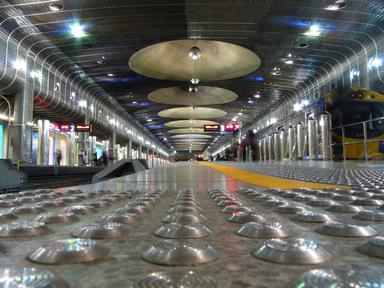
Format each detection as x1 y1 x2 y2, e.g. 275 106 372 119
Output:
1 162 384 287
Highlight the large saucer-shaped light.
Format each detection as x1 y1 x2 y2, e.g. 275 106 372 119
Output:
165 120 220 128
158 107 226 119
174 142 208 145
171 134 212 139
169 128 205 134
148 86 238 106
129 39 260 81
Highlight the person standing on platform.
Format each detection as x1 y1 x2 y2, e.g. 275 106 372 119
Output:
92 152 98 166
102 151 108 166
55 149 62 166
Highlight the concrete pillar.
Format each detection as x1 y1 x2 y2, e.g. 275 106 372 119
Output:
37 120 49 165
11 81 34 163
68 132 75 166
128 139 132 160
108 130 116 163
138 144 142 159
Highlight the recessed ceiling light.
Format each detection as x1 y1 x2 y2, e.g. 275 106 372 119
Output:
325 0 346 10
191 78 200 85
49 2 64 11
107 73 114 77
254 93 261 98
296 42 309 49
70 23 86 38
271 67 281 76
304 25 322 37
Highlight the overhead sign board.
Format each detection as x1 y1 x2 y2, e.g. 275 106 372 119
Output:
75 124 92 132
224 123 240 132
204 124 220 132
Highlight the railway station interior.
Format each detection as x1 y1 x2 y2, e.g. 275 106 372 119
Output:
1 0 384 287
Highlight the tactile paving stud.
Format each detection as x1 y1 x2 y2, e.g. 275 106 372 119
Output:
332 194 357 201
294 264 384 287
63 205 97 215
275 204 305 214
262 199 287 208
252 238 331 265
72 223 126 239
307 199 336 207
86 201 110 208
28 239 110 264
0 221 50 237
0 200 18 208
132 271 218 288
0 212 17 222
162 213 208 225
168 206 201 214
221 205 252 214
10 205 46 215
352 209 384 221
315 221 377 237
142 240 219 266
154 223 211 239
226 212 266 224
0 267 70 288
292 211 333 223
326 204 360 213
358 236 384 258
99 213 136 224
351 198 383 206
35 212 79 224
235 222 293 238
40 200 65 208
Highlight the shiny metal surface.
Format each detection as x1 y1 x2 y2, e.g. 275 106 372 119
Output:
352 209 384 221
72 223 126 239
0 221 50 237
294 264 384 288
326 204 361 213
0 268 69 288
99 213 136 224
63 205 97 215
162 213 208 225
358 236 384 258
34 212 79 224
132 271 218 288
315 222 377 237
0 212 17 222
154 223 211 239
235 222 293 238
292 211 333 223
10 205 46 215
252 238 331 265
28 239 110 264
226 212 266 224
142 240 219 266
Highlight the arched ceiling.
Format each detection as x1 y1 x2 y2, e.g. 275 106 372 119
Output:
6 0 384 153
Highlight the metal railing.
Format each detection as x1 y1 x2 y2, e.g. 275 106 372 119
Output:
331 116 384 161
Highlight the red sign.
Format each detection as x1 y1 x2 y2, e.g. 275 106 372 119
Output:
75 124 92 132
204 124 220 132
224 123 240 132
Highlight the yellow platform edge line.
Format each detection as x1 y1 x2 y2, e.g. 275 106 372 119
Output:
198 162 349 190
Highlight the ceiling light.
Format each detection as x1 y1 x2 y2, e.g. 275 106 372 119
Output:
350 69 360 79
369 57 383 69
191 78 200 84
70 23 86 38
188 86 198 93
49 2 64 11
293 102 302 112
283 54 294 65
12 59 26 72
147 119 152 122
97 56 106 64
188 47 201 60
107 73 115 77
305 25 322 37
302 99 309 107
254 93 261 98
325 0 346 10
271 67 281 76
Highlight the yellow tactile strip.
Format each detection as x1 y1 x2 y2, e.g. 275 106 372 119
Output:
199 162 349 190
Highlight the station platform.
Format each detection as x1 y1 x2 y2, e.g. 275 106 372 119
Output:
1 162 383 287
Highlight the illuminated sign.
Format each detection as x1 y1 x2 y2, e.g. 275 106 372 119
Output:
224 123 240 132
204 124 220 132
75 124 92 132
59 124 73 132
